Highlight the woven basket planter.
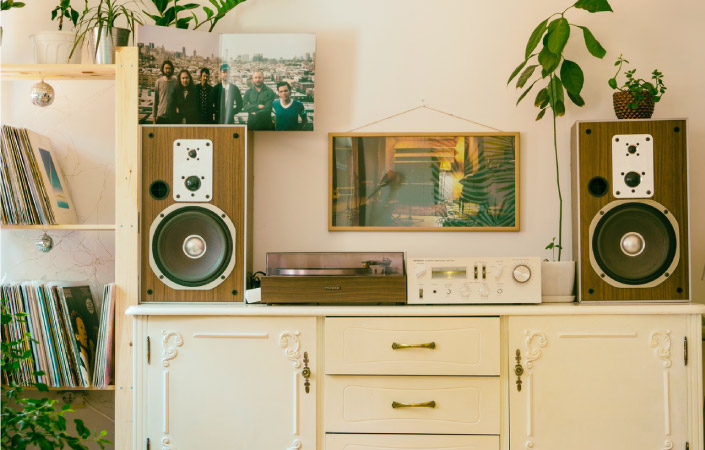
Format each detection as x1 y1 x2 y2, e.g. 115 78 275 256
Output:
613 91 655 119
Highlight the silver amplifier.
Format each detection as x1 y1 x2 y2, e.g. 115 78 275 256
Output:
407 257 541 304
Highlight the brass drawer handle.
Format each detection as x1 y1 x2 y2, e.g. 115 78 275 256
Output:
392 341 436 350
392 400 436 409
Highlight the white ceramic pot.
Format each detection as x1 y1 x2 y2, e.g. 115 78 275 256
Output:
31 31 81 64
541 260 576 303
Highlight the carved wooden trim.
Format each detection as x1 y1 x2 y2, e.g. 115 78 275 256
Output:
161 330 184 368
524 331 547 369
649 330 672 368
193 332 269 339
162 437 174 450
660 440 674 450
279 330 303 369
286 438 302 450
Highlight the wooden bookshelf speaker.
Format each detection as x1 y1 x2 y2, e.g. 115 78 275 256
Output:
140 126 253 302
571 119 689 302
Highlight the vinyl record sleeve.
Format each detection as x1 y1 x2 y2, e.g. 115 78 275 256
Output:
25 130 77 224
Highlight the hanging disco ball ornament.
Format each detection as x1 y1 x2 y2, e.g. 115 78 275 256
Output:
30 80 55 107
35 232 54 252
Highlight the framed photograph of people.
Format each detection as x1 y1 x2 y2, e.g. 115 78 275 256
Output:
137 25 315 131
329 132 520 231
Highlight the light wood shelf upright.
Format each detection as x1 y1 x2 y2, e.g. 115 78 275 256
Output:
114 47 140 450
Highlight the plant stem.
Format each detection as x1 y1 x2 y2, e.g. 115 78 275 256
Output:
550 77 563 261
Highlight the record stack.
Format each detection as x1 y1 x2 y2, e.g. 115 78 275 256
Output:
0 125 76 225
1 282 114 388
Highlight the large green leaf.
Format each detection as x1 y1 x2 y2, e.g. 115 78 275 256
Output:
538 46 560 76
547 18 570 55
516 65 538 88
559 59 584 96
525 18 548 60
536 108 548 120
534 87 548 107
574 0 613 13
508 59 528 85
578 26 606 58
548 76 565 109
567 90 585 106
516 79 538 105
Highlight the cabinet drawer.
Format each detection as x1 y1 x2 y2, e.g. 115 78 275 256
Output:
325 317 499 375
324 376 500 434
325 433 499 450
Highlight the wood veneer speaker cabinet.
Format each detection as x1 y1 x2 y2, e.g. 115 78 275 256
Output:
140 126 254 302
571 119 689 302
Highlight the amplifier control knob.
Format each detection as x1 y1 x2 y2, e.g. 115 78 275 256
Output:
513 265 532 283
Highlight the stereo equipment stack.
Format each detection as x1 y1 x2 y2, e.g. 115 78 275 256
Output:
407 257 541 304
140 126 253 302
571 119 689 302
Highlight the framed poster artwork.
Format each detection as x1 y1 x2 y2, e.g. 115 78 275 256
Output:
137 25 315 131
329 132 520 231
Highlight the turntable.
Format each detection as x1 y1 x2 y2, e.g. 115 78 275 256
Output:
259 252 406 304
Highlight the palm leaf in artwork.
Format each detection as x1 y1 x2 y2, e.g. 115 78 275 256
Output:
454 135 516 227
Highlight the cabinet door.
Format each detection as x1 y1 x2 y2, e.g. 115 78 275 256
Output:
509 315 688 450
141 316 316 450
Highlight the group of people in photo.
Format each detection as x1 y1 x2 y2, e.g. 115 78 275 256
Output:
152 60 308 131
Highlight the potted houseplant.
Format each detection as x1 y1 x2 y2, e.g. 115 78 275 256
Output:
0 0 26 46
507 0 614 301
71 0 143 64
1 305 111 449
608 54 666 119
30 0 82 64
143 0 246 31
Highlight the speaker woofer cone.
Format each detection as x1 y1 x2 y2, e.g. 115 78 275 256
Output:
589 200 679 288
149 204 236 290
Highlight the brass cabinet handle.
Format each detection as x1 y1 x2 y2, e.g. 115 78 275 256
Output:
301 351 311 394
392 341 436 350
392 400 436 409
514 349 524 392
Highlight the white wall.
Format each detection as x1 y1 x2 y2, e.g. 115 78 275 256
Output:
1 0 704 303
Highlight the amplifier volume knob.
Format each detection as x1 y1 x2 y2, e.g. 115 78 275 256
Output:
513 265 532 283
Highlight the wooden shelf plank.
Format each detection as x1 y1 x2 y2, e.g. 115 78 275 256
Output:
0 224 116 230
3 385 116 391
0 64 116 80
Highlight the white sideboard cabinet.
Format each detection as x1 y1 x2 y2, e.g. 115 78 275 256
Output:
129 303 704 450
132 311 317 449
509 314 698 450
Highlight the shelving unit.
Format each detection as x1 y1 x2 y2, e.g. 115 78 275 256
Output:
2 58 133 448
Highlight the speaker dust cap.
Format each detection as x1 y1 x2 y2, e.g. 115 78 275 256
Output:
589 200 679 288
149 203 236 290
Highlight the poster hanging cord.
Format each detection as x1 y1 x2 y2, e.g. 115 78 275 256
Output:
346 101 505 133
